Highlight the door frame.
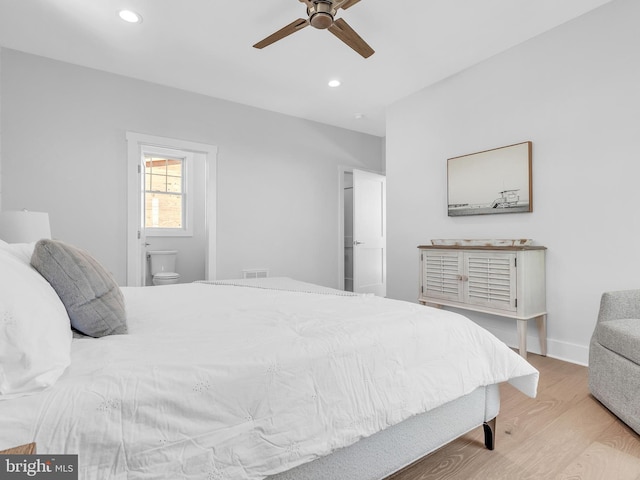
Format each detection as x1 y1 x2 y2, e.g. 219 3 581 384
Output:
126 132 218 286
337 166 386 292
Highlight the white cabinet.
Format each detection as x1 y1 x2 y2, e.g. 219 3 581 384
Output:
418 245 547 359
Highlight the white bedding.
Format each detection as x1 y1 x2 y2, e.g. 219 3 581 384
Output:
197 276 360 296
0 280 538 479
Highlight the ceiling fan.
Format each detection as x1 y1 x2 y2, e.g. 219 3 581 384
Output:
253 0 374 59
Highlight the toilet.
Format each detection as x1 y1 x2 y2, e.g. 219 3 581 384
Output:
147 250 181 285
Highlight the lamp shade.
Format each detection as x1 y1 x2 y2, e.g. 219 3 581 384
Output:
0 210 51 243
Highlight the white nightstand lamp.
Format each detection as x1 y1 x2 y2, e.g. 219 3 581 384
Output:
0 210 51 243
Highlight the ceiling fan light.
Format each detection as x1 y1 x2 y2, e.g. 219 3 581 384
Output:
310 11 333 29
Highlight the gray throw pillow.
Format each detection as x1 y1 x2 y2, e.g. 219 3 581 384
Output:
31 239 127 337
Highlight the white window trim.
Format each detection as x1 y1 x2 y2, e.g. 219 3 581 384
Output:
142 145 194 237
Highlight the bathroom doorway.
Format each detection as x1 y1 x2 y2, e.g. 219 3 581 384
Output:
339 168 386 296
126 133 217 287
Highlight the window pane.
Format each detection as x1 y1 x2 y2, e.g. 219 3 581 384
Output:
166 175 182 193
151 158 168 176
149 174 167 192
166 160 182 176
145 156 166 172
144 156 154 172
143 155 185 231
145 194 183 229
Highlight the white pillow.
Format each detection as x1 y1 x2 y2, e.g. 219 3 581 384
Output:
0 241 37 265
0 248 72 398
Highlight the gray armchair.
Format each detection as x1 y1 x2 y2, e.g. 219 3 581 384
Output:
589 290 640 435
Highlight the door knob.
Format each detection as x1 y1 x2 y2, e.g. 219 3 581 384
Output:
354 241 364 245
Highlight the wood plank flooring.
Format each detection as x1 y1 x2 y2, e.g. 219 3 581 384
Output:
389 354 640 480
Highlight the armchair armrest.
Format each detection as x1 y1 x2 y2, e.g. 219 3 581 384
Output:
597 290 640 324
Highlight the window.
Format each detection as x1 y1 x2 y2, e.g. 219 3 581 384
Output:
142 146 194 236
145 155 184 229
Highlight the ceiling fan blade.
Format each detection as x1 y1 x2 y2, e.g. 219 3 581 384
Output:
328 17 374 58
253 18 309 49
337 0 362 10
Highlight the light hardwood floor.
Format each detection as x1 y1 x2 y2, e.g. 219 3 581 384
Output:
389 353 640 480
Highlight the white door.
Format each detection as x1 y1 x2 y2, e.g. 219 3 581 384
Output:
352 169 386 296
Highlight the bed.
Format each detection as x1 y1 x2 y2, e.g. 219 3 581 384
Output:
0 240 538 480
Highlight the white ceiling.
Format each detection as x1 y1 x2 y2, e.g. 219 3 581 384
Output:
0 0 613 137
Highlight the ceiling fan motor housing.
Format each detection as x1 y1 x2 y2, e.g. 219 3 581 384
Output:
310 1 334 29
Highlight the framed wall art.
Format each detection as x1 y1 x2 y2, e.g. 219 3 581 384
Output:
447 141 532 217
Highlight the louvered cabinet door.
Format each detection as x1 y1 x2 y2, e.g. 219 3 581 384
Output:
464 252 516 313
420 250 463 303
417 245 546 320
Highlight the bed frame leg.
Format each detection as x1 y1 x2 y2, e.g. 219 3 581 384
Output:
483 417 496 450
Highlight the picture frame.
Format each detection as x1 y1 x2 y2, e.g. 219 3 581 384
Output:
447 141 532 217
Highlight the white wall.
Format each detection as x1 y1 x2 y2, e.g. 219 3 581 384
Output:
0 48 384 288
0 53 2 211
386 0 640 365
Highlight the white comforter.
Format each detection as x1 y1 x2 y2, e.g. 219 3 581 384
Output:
0 281 538 479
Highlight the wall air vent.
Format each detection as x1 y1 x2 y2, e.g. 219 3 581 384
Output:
242 269 269 279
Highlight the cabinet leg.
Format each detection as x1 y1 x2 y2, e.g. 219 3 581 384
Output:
517 319 528 359
536 314 547 356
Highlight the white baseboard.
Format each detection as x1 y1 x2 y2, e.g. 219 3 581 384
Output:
430 306 591 367
484 324 589 367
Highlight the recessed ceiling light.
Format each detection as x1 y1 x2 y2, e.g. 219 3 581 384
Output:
118 10 143 24
354 113 364 119
328 79 341 88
